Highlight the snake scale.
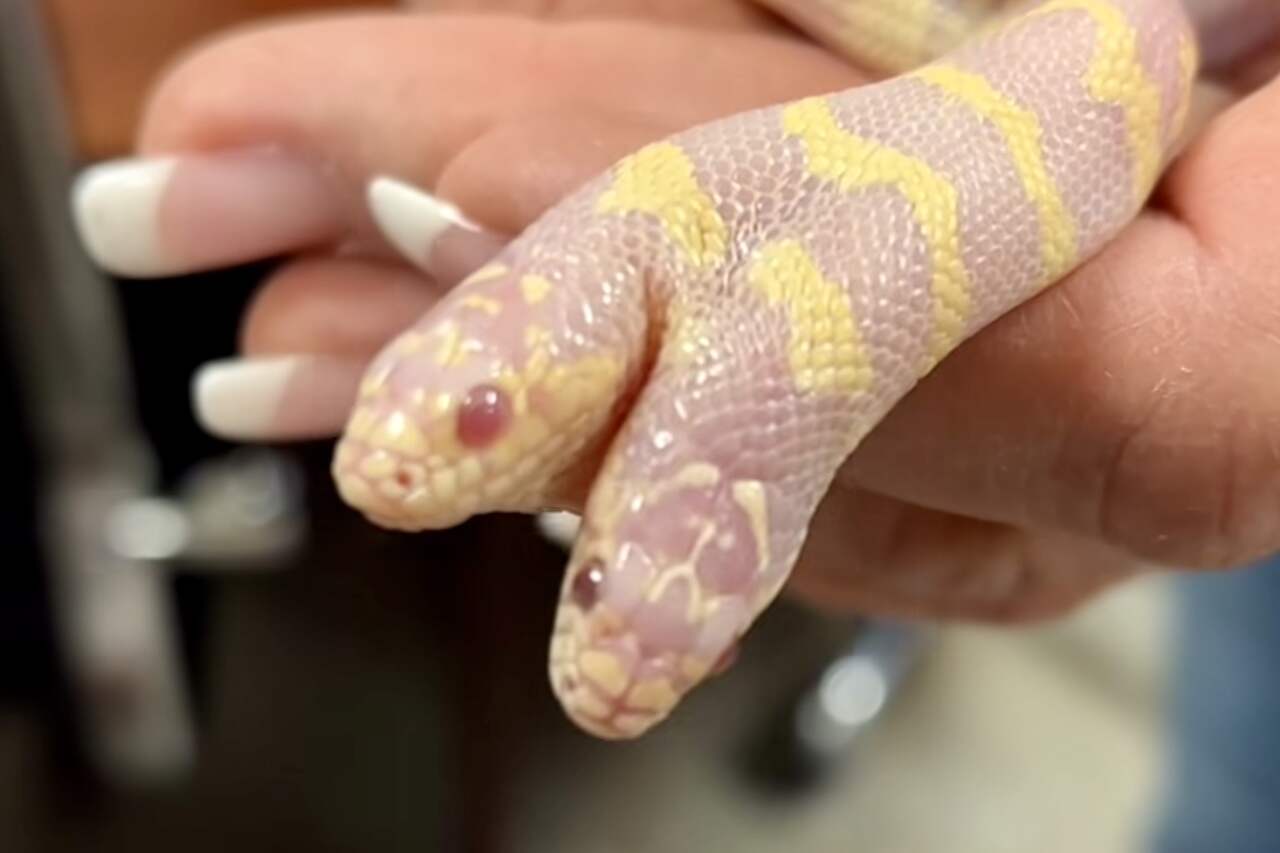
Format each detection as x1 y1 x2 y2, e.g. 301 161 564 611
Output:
332 0 1198 738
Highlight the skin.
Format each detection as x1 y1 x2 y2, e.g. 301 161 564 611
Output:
127 2 1280 626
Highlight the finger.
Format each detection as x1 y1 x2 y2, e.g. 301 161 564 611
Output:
790 485 1142 622
239 257 439 359
432 110 695 235
757 0 1011 74
69 148 489 283
72 15 858 278
1185 0 1280 75
195 257 438 440
370 110 706 256
191 179 510 443
368 177 507 282
847 67 1280 570
413 0 785 31
194 355 368 442
333 0 1194 738
71 149 345 278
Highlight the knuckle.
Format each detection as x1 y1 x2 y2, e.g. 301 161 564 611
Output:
1094 400 1280 568
139 31 277 149
930 537 1128 626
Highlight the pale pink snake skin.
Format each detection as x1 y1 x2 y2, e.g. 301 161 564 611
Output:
332 0 1202 738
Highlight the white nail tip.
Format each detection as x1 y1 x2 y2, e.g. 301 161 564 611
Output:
192 357 302 441
537 512 582 550
367 175 479 268
71 158 179 277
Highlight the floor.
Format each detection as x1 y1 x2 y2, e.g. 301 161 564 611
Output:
510 575 1175 853
0 490 1178 852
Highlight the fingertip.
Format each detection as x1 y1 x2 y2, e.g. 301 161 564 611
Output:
192 355 362 441
193 357 296 440
366 175 507 284
72 150 344 279
240 257 440 359
367 175 480 269
71 157 178 277
537 511 582 550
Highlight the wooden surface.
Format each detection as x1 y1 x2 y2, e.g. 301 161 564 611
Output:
41 0 392 159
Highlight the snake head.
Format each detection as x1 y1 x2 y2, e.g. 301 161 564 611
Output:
332 262 634 531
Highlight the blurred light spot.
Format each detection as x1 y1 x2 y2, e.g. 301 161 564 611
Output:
820 658 888 727
105 498 190 561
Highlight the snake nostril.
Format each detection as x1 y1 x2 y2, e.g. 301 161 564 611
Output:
456 384 511 449
570 558 606 611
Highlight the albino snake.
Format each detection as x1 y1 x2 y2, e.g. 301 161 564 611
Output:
332 0 1205 738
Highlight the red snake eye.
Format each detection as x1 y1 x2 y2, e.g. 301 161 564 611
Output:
456 384 511 448
570 559 607 611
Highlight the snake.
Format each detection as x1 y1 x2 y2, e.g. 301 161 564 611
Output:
331 0 1200 739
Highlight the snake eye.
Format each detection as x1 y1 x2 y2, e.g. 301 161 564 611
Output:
570 558 606 611
456 384 511 448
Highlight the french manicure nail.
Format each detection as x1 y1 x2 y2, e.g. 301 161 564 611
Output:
70 158 177 277
72 150 343 278
367 175 507 285
192 356 365 441
538 511 582 549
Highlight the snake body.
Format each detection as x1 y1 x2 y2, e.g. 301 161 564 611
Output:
333 0 1196 738
757 0 1007 73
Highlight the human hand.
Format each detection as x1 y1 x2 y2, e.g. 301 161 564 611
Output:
70 1 1280 726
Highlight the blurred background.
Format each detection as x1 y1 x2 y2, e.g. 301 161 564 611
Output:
0 1 1274 851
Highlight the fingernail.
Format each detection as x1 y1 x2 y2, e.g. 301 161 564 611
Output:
70 158 176 277
192 356 365 441
72 151 343 278
538 511 582 549
367 176 506 284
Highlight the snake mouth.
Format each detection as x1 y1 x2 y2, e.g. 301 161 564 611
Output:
331 434 483 532
560 690 669 741
330 389 497 531
550 611 742 740
549 644 675 741
548 585 728 740
330 389 598 532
